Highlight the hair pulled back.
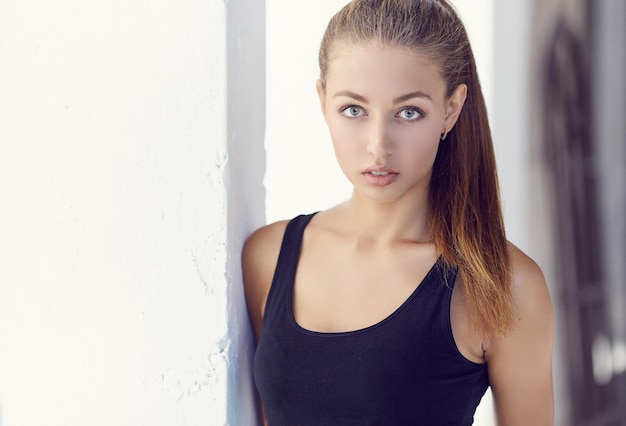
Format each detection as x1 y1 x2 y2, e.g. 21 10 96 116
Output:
319 0 513 337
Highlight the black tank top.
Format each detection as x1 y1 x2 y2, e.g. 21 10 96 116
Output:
254 214 489 425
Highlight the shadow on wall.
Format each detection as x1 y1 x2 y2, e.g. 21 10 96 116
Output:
225 0 266 424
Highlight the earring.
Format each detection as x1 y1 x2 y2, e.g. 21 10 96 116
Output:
440 130 448 141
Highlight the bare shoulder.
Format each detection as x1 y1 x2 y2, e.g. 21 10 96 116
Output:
243 220 289 268
485 241 554 425
506 241 553 321
242 220 289 343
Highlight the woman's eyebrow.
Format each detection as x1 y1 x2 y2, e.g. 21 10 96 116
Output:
393 91 433 103
332 90 433 104
333 90 368 103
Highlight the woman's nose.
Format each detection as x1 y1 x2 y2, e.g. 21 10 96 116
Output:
366 117 394 157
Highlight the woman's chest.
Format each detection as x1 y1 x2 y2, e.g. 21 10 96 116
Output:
292 238 438 333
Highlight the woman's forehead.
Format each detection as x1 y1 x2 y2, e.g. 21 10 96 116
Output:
324 42 446 96
326 41 443 74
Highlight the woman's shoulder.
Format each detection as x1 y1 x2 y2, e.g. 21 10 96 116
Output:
242 211 322 269
245 219 290 249
506 241 551 310
482 241 553 352
242 219 291 342
242 219 290 281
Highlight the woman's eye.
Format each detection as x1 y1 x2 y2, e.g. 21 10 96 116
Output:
398 108 422 120
341 105 365 117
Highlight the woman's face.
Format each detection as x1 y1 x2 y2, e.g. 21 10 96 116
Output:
317 42 466 205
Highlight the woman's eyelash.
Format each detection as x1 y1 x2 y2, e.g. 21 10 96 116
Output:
340 105 366 117
338 105 425 120
397 107 424 120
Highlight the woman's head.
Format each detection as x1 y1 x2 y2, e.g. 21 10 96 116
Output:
319 0 513 337
318 0 496 232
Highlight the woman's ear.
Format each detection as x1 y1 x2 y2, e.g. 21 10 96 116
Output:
316 79 327 116
444 83 467 131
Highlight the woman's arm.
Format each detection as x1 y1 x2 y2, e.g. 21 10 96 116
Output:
242 220 288 426
485 243 555 426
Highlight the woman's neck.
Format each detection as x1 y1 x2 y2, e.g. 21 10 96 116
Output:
331 190 431 244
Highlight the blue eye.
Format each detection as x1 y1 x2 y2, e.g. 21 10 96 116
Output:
341 105 365 117
398 108 423 121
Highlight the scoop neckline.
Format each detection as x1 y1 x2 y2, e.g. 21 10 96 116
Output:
288 258 441 337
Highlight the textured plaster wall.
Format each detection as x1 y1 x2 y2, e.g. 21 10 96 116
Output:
0 0 262 424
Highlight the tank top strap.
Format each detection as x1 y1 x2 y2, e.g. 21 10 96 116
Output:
263 213 317 321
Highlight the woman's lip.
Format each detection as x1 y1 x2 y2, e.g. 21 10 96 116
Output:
362 170 399 186
362 166 398 174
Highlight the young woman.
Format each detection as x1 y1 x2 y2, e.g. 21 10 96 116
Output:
243 0 554 424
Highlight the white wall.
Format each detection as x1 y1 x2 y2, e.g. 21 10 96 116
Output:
0 0 262 424
265 0 352 222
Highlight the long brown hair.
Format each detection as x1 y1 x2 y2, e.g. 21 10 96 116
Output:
319 0 513 337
